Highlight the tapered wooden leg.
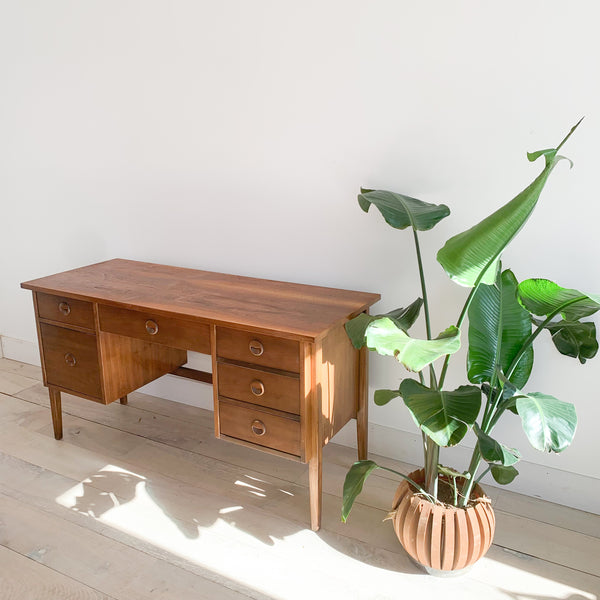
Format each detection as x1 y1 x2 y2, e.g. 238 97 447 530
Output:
356 346 368 460
309 450 322 531
119 396 128 405
49 388 63 440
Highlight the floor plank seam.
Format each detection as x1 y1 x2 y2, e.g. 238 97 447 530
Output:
491 542 599 579
0 488 264 600
10 388 600 540
0 541 121 600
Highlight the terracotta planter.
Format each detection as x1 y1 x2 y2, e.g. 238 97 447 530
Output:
391 469 495 574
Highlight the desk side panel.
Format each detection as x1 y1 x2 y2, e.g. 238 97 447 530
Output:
318 321 360 446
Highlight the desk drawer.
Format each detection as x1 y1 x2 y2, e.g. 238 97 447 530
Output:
99 305 211 353
40 323 101 398
218 362 300 414
37 293 95 329
219 399 301 456
216 327 299 373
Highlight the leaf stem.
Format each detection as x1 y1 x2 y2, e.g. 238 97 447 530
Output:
473 466 491 488
413 230 432 341
412 229 439 498
459 447 482 507
376 465 437 504
438 284 479 388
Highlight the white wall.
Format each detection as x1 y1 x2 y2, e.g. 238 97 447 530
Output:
2 1 599 512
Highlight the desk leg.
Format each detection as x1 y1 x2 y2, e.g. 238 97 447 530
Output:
49 388 63 440
119 396 128 405
356 346 368 460
309 450 322 531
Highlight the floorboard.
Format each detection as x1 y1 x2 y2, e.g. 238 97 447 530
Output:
0 358 599 599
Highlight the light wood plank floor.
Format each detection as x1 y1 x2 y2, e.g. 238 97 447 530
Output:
0 357 598 599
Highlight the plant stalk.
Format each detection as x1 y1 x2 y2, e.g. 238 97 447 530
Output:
459 447 482 507
412 229 440 498
438 283 479 389
424 439 439 499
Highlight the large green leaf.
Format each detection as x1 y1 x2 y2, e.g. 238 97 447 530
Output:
341 460 379 522
358 189 450 231
437 121 581 287
374 388 402 406
399 379 482 446
473 424 520 466
468 269 533 388
490 465 519 485
518 279 600 321
544 319 598 364
515 392 577 453
345 298 423 349
365 318 461 372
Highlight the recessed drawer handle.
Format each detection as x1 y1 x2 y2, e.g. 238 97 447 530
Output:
64 353 77 367
251 419 266 436
249 339 264 356
145 320 159 335
58 302 71 316
250 380 265 396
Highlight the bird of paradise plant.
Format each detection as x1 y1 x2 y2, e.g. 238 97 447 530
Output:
342 118 599 519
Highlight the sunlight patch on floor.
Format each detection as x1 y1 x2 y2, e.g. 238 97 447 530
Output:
54 468 597 600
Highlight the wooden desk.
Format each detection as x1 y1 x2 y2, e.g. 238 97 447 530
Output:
21 259 380 531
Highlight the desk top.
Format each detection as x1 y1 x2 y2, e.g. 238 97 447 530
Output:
22 259 380 341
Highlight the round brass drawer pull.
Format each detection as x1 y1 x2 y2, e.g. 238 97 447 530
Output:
58 302 71 316
249 339 264 357
145 320 159 335
250 380 265 396
64 353 77 367
251 419 266 436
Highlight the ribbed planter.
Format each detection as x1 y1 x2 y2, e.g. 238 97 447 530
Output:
391 469 495 574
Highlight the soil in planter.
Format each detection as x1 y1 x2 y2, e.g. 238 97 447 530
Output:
411 476 477 508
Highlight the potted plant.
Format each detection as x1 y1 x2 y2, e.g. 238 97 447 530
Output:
341 119 599 574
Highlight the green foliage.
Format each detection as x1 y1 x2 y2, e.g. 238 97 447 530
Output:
436 119 582 288
341 460 379 522
364 318 461 373
473 424 520 466
341 121 594 520
490 465 519 485
515 392 577 453
373 388 402 406
467 268 533 388
341 460 432 522
345 298 423 349
544 319 598 363
518 279 600 321
400 379 481 446
358 189 450 231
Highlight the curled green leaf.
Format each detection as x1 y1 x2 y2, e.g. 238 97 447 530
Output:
365 318 461 373
358 189 450 231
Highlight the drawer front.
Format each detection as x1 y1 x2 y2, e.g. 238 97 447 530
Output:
98 305 211 354
40 323 102 398
37 293 95 329
216 327 300 373
219 400 301 456
218 362 300 414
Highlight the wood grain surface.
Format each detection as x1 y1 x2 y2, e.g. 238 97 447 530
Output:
22 259 380 341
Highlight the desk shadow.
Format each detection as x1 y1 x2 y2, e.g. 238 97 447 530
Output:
67 467 305 546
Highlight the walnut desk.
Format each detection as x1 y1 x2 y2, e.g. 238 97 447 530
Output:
21 259 380 531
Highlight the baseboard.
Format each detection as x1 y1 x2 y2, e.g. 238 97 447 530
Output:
1 336 41 366
333 421 600 515
2 335 598 515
